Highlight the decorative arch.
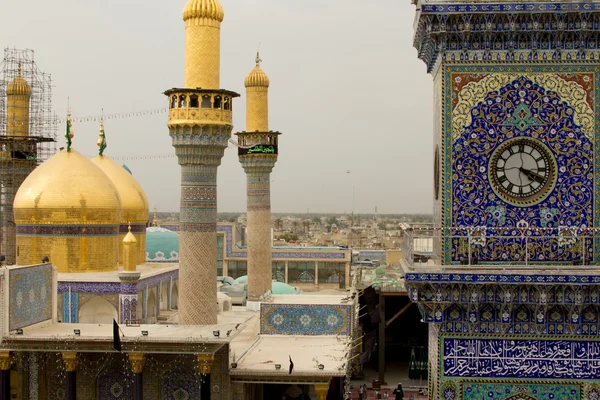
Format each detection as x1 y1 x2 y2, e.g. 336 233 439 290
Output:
78 296 118 324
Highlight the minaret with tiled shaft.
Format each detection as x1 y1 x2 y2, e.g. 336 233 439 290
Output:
165 0 239 325
237 54 281 302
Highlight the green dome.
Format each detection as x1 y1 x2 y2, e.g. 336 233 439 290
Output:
233 276 300 294
146 227 179 261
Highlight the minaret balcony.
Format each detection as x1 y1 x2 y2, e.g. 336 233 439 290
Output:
235 131 281 156
165 88 239 127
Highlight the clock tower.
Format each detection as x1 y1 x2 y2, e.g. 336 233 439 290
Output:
404 2 600 399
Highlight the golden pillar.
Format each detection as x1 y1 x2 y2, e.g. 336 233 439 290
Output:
0 352 12 371
123 226 138 271
6 63 31 137
196 353 214 374
0 351 11 400
62 352 78 400
183 0 224 89
128 353 145 373
61 352 78 372
314 381 330 400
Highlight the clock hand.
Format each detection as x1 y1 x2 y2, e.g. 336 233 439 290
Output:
519 167 545 184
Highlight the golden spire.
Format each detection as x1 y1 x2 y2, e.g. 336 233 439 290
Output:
256 50 262 67
152 206 158 227
17 60 22 76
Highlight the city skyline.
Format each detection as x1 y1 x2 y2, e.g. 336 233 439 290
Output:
0 0 433 214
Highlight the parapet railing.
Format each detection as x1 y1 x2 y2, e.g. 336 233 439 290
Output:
401 225 600 271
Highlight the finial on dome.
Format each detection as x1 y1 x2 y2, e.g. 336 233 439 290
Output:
98 111 107 156
256 46 262 67
17 60 22 76
65 107 74 152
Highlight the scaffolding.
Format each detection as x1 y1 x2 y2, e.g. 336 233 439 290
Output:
0 48 57 265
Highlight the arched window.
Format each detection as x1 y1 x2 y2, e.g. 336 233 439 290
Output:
223 96 230 110
214 95 222 109
201 95 211 108
179 95 187 108
78 296 118 324
190 95 199 108
171 95 177 109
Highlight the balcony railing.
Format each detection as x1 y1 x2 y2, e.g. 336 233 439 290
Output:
401 224 600 271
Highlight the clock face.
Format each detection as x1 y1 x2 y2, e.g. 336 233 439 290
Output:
488 138 557 206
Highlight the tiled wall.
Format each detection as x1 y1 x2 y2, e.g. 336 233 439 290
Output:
260 303 352 335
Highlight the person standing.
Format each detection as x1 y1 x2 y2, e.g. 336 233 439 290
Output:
359 384 364 400
393 383 404 400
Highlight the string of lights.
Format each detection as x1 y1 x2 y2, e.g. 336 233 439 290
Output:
54 108 168 124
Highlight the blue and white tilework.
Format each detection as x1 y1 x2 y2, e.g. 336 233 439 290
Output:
260 303 351 335
9 264 52 330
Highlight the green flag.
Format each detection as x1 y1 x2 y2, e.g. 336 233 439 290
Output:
98 123 107 156
65 114 73 152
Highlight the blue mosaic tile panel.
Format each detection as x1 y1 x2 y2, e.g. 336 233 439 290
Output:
160 367 200 399
97 368 134 399
422 2 600 13
260 303 351 335
448 73 595 264
62 293 78 323
9 264 52 330
461 381 581 400
443 337 600 379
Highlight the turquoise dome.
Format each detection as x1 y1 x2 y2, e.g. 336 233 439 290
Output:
233 276 300 294
146 227 179 261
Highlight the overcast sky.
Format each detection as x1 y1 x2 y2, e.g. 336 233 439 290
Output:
2 0 433 214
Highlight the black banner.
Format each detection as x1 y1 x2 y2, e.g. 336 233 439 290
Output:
238 145 278 156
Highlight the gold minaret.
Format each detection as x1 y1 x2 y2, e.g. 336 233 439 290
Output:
6 63 31 137
1 63 32 265
165 0 239 325
237 54 281 302
123 225 138 272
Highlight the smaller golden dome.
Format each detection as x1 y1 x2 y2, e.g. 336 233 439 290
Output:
123 226 137 244
245 66 270 88
7 75 31 96
90 155 149 224
183 0 224 22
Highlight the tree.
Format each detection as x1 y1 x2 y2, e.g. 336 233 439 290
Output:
292 220 298 233
274 218 283 230
312 216 321 224
303 220 310 234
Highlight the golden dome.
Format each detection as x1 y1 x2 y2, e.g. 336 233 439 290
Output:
7 74 31 96
183 0 224 22
90 155 149 224
14 149 122 224
123 227 137 244
245 65 270 88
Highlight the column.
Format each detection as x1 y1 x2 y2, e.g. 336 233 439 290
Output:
179 164 219 325
0 351 11 400
167 277 173 310
378 290 386 385
245 173 273 301
314 381 330 400
128 353 145 400
62 352 78 400
197 354 214 400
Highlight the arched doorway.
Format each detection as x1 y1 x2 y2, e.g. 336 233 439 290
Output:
78 297 118 324
171 282 178 309
146 289 157 322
